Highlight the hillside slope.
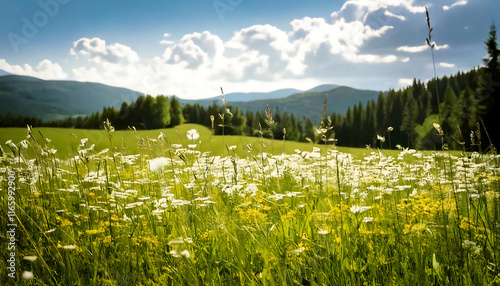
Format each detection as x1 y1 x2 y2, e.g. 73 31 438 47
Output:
228 86 381 121
0 75 142 121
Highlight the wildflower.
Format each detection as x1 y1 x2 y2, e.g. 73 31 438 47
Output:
103 118 114 132
20 140 28 150
59 244 78 250
363 217 374 223
318 229 329 235
350 205 371 214
188 144 197 149
462 240 481 255
170 250 180 258
387 126 394 132
22 271 34 280
168 237 193 245
228 145 237 151
23 256 37 262
149 157 170 172
186 129 200 141
158 132 166 141
122 214 132 222
377 135 385 142
180 250 191 259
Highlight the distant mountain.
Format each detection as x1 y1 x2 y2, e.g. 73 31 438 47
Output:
0 75 142 121
178 88 303 106
0 75 380 124
179 85 381 121
226 86 381 122
177 84 341 107
305 84 339 92
224 88 303 102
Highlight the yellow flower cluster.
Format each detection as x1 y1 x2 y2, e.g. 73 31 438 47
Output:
238 207 268 224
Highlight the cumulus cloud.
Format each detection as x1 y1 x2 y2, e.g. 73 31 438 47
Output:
443 0 467 11
13 0 475 98
64 1 420 97
332 0 426 21
224 24 293 80
163 31 224 69
0 59 67 80
71 37 140 64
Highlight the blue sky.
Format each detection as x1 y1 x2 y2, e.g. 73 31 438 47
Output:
1 0 499 99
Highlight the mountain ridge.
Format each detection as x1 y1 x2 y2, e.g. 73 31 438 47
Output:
0 74 380 122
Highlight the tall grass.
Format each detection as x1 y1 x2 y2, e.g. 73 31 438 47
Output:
1 122 499 285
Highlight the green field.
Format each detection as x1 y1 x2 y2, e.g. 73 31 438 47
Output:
0 124 400 160
1 124 498 285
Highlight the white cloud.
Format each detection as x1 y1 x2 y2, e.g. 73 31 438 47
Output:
0 59 67 80
344 53 398 63
71 38 140 64
163 31 224 69
397 43 449 53
7 0 475 99
384 10 406 21
439 62 455 68
64 10 401 98
224 24 294 79
332 0 426 20
443 0 467 11
288 16 395 73
398 78 414 88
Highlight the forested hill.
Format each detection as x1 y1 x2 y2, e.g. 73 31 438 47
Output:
332 67 498 150
181 86 379 123
0 75 142 121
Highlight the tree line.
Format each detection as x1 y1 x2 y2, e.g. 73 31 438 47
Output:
0 95 185 130
1 24 498 151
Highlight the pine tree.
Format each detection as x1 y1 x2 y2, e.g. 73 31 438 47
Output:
375 91 386 133
169 96 184 127
401 89 419 147
478 22 500 149
440 85 457 135
451 86 478 147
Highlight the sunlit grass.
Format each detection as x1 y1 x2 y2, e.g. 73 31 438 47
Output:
0 124 407 160
0 124 498 285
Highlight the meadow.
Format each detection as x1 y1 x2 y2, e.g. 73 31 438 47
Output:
1 123 499 285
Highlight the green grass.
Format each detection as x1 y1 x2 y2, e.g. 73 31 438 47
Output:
0 124 397 160
1 124 497 285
